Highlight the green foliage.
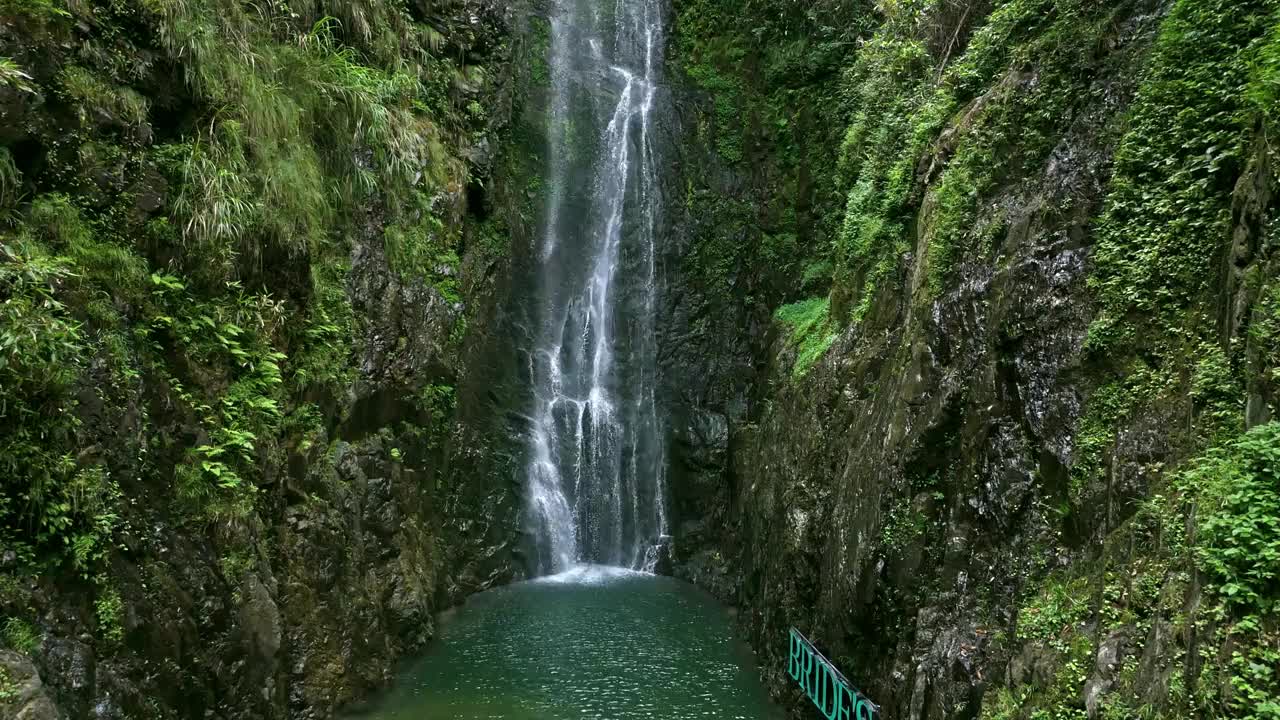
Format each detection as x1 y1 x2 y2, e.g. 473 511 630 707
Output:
470 215 511 262
800 259 833 291
1 617 38 655
847 1 1280 717
1250 19 1280 132
1222 638 1280 720
1070 0 1274 518
219 549 254 586
1191 342 1248 442
290 255 358 396
0 240 83 394
0 230 126 573
995 569 1135 718
414 383 456 440
684 53 746 164
172 126 263 277
1087 0 1269 354
59 66 148 127
0 58 34 98
835 0 1131 316
0 0 489 602
149 276 287 521
880 497 926 550
1017 575 1091 647
384 212 462 302
0 575 19 607
0 0 70 23
1187 423 1280 614
94 585 124 644
528 17 552 88
144 0 461 279
980 687 1026 720
1250 273 1280 366
774 297 837 379
996 423 1280 718
674 0 873 310
0 147 21 221
681 190 755 298
1069 366 1163 502
832 30 933 321
61 467 122 571
23 196 149 305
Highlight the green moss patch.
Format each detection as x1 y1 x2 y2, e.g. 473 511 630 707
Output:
775 297 838 379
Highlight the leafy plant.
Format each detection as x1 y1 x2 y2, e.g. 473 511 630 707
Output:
0 57 36 94
775 297 837 379
1187 423 1280 613
1 617 39 655
94 585 124 644
414 383 456 440
1087 0 1265 354
0 0 69 22
59 66 148 127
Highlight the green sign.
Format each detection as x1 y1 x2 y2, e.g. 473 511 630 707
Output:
788 628 880 720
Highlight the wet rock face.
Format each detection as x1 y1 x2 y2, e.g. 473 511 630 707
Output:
668 407 731 564
0 651 61 720
238 574 283 707
661 4 1168 719
279 437 457 716
0 1 533 719
347 199 470 417
697 143 1104 717
10 203 527 720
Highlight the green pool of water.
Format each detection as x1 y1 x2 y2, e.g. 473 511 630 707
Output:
347 566 784 720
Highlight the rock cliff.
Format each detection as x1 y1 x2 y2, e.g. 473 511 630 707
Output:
663 0 1280 717
0 1 538 717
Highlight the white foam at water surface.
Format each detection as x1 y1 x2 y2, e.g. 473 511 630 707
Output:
533 564 650 586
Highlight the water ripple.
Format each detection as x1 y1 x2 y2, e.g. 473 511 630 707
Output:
346 572 781 720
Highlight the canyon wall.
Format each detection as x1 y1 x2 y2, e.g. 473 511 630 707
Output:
0 1 540 717
662 1 1280 718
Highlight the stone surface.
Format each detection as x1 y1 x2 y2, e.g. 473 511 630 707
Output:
0 3 534 720
0 651 63 720
659 4 1179 718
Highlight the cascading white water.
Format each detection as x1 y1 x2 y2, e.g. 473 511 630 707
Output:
525 0 668 574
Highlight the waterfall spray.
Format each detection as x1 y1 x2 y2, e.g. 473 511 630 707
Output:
525 0 668 573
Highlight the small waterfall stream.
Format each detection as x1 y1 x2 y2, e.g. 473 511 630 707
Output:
526 0 669 573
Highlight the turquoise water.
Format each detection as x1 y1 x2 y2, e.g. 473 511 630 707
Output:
347 567 783 720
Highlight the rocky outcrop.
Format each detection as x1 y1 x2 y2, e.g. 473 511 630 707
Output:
0 651 60 720
662 0 1280 717
0 1 538 718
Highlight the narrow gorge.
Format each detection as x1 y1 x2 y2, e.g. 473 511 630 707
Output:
2 1 1279 720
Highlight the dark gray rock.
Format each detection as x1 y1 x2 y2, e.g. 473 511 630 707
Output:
0 651 62 720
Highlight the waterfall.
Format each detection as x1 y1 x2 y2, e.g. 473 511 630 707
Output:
525 0 668 574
